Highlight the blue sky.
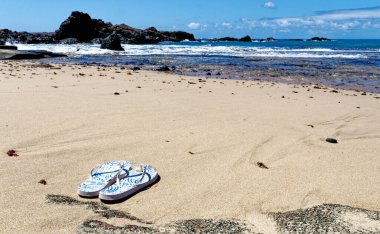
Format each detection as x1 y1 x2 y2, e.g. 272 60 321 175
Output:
0 0 380 39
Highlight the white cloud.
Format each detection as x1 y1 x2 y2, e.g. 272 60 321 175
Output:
241 18 257 29
314 7 380 21
252 6 380 31
187 22 201 30
221 22 233 29
264 2 276 8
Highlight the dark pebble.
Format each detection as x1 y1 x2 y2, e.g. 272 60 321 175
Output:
256 162 269 169
7 149 18 157
326 138 338 144
38 179 47 185
114 92 120 95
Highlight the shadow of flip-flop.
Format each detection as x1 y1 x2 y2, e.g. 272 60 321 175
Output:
101 175 161 204
78 195 99 200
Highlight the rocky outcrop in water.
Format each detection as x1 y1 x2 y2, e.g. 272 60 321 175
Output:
0 11 195 45
54 11 109 42
210 35 253 42
100 32 124 51
0 29 55 44
239 35 252 42
308 37 331 41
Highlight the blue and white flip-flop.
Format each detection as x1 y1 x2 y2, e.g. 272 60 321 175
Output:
99 164 158 201
77 161 130 197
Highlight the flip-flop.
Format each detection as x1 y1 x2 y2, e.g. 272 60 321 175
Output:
99 164 158 201
77 161 130 197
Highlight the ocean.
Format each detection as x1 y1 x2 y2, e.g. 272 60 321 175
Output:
15 39 380 93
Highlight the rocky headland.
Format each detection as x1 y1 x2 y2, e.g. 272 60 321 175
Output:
0 11 195 45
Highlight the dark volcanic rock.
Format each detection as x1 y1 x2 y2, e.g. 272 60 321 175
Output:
0 45 17 50
160 31 196 42
156 66 171 72
0 29 55 44
239 35 252 42
326 138 338 144
210 36 253 42
2 11 195 45
54 11 108 42
0 39 4 45
308 37 331 41
54 11 195 44
59 38 79 44
100 32 124 51
213 37 239 42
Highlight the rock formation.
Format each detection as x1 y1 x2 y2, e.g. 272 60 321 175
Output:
100 32 124 51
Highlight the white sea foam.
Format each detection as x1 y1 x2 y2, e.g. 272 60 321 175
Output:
14 43 368 59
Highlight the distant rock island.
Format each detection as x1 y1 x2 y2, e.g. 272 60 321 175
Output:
0 11 195 45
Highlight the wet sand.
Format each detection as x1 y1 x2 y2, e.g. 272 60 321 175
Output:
0 61 379 233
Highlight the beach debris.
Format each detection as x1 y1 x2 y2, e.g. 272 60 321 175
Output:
114 92 120 95
51 86 59 88
7 149 18 157
313 86 321 89
78 73 85 76
188 81 196 85
132 66 141 71
256 162 269 169
136 86 141 88
307 124 314 128
330 90 339 93
292 91 298 93
38 179 47 185
326 138 338 144
188 151 195 155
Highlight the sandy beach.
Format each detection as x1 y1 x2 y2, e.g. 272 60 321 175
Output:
1 61 379 233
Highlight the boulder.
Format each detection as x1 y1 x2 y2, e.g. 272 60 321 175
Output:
54 11 107 42
100 32 124 51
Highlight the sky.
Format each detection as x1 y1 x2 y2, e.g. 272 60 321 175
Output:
0 0 380 39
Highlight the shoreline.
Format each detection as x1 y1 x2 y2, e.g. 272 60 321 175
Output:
27 57 380 95
1 61 379 233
